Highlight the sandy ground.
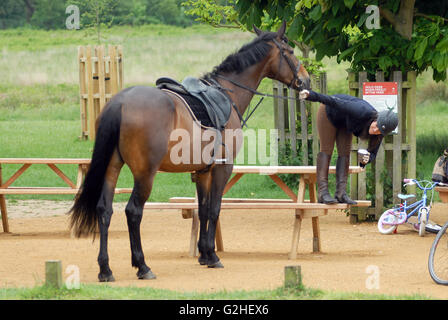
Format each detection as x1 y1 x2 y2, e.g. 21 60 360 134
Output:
1 199 448 299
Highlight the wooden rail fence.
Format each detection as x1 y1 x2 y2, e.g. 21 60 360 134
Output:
273 71 416 222
78 45 123 140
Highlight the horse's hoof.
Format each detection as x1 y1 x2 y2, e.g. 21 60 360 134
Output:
198 257 207 265
137 270 157 280
207 260 224 268
98 273 115 282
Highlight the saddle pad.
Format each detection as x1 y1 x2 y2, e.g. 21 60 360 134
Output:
159 87 214 128
182 76 232 130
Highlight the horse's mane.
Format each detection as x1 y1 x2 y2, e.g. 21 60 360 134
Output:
208 32 278 76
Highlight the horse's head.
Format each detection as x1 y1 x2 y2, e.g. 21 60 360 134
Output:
254 21 310 91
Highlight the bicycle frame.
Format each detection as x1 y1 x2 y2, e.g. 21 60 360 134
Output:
389 179 438 224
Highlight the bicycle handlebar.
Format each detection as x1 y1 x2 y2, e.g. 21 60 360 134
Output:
403 178 441 190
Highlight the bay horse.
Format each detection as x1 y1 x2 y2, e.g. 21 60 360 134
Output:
69 21 310 282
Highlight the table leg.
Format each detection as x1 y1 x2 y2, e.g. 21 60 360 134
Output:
0 164 10 233
0 194 9 233
289 209 303 259
215 218 223 252
189 209 199 257
312 216 321 252
309 180 321 253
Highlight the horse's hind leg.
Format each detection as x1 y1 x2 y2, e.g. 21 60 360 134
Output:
97 150 123 282
125 168 158 280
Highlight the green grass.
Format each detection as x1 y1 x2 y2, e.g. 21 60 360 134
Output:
0 283 434 300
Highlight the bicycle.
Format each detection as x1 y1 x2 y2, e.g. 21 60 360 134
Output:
428 221 448 285
377 179 444 236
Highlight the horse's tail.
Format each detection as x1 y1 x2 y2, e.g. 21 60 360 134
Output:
69 99 122 238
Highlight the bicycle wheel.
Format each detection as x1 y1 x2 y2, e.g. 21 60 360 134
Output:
428 222 448 285
419 207 428 237
377 209 398 235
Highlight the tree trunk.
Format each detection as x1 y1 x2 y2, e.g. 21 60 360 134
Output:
380 0 415 40
23 0 35 23
395 0 415 40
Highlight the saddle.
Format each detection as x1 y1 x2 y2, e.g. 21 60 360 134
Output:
156 76 232 131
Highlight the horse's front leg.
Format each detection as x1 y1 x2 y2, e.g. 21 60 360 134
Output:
194 170 212 266
206 164 233 268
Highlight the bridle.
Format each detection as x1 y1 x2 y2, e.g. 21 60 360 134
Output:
211 38 306 127
272 38 303 90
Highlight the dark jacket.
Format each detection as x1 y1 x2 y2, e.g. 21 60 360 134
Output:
306 90 382 166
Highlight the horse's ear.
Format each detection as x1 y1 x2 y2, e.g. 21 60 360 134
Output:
277 20 286 38
253 24 263 36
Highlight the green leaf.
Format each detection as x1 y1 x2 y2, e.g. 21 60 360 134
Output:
287 16 301 40
338 45 356 61
369 37 382 55
332 1 340 16
406 45 414 60
433 53 444 72
435 36 448 51
236 0 252 21
357 13 368 28
309 5 322 21
343 0 356 10
414 37 428 60
378 56 392 71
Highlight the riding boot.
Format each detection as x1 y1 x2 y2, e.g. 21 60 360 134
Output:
334 155 357 205
316 152 338 204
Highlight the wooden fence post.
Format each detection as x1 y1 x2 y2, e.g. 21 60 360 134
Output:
45 260 63 288
78 45 123 140
273 72 327 166
284 265 302 288
347 71 416 221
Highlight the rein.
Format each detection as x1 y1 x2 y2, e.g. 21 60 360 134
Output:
208 38 304 128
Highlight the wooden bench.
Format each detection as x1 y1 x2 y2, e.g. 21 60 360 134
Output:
0 158 132 233
144 165 371 259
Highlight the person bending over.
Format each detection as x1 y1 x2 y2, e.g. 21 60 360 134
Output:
299 89 398 205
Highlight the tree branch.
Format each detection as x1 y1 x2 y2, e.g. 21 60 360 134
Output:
379 7 397 28
414 12 448 23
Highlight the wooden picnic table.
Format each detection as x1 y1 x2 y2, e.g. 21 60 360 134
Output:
0 158 132 233
144 165 371 259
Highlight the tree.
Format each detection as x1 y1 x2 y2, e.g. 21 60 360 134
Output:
69 0 118 43
30 0 66 29
184 0 448 81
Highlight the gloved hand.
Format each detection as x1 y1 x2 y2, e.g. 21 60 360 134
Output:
299 89 309 100
358 151 370 165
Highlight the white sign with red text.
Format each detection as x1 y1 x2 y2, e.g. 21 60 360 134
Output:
363 82 398 134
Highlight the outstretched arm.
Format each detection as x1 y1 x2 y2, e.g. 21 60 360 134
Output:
299 89 369 119
299 89 341 107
